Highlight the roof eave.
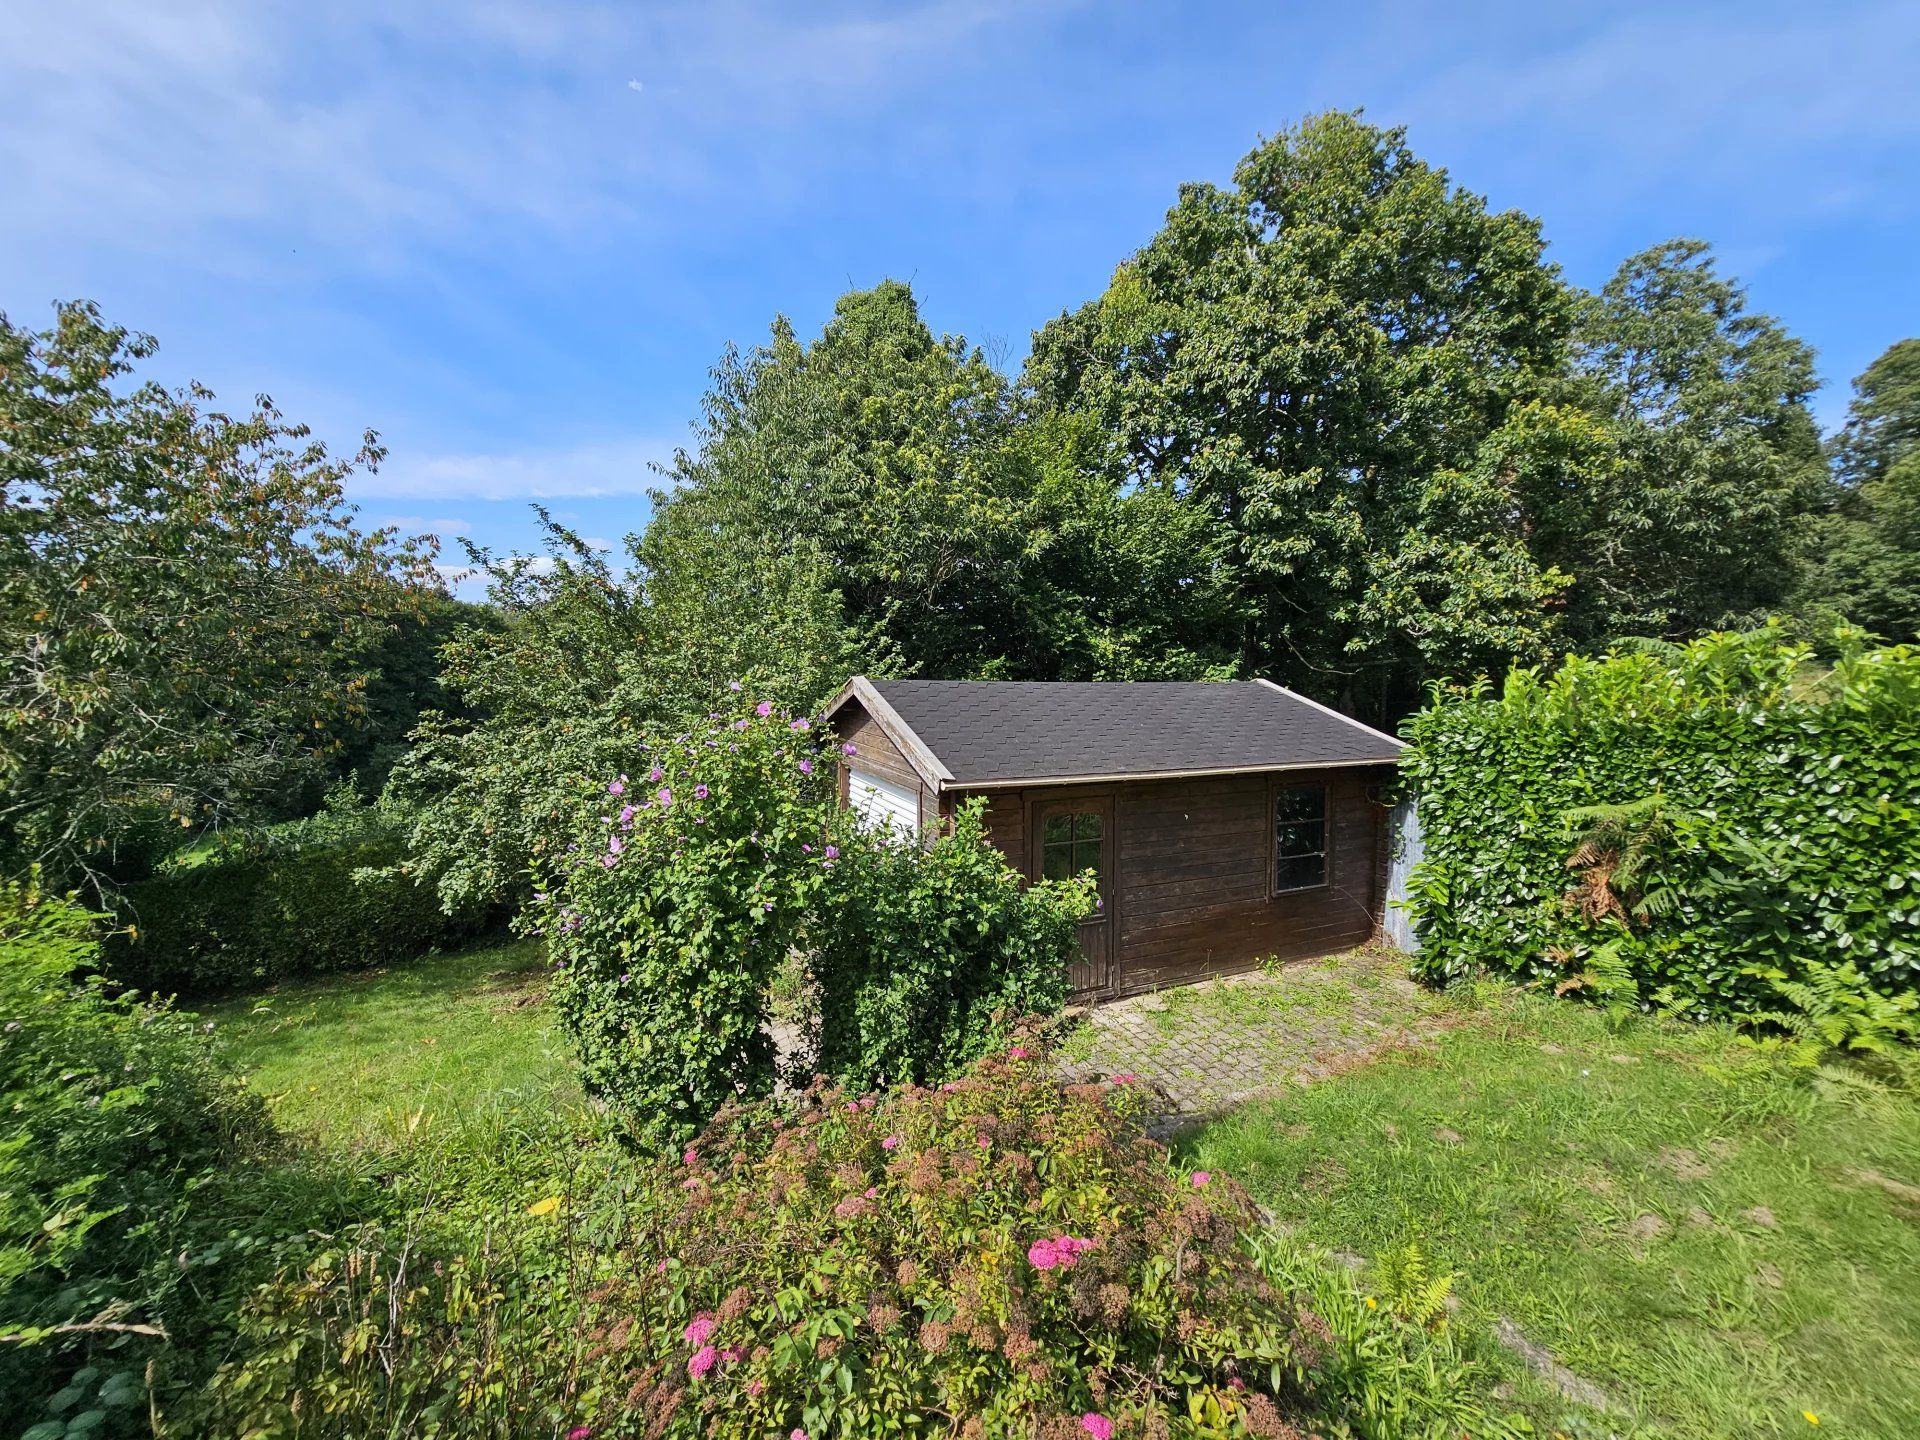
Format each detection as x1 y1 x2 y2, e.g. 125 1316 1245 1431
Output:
1252 677 1406 750
821 675 953 793
946 754 1400 792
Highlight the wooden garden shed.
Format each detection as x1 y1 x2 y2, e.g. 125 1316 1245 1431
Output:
821 678 1404 1001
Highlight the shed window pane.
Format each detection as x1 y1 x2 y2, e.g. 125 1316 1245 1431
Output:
1041 810 1104 897
1274 784 1327 893
1275 787 1322 824
1276 854 1325 891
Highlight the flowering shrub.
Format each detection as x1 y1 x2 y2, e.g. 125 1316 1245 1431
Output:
540 696 1089 1143
810 801 1090 1087
197 1037 1348 1438
580 1044 1320 1437
540 697 838 1141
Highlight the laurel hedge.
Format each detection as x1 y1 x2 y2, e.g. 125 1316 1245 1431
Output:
1401 629 1920 1020
107 793 491 999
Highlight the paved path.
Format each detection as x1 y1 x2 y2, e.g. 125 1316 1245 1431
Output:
1056 946 1456 1131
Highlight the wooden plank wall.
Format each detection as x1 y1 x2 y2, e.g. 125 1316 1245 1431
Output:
831 698 933 825
1114 769 1384 993
950 766 1391 997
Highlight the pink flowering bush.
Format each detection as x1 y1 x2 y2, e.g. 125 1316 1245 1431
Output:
547 1032 1324 1439
196 1031 1522 1440
537 698 839 1140
537 696 1089 1142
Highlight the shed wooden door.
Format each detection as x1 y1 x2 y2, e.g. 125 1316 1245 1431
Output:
1032 795 1115 998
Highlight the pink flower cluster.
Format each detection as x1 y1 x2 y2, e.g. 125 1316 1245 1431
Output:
683 1311 746 1380
1081 1416 1113 1440
1026 1234 1096 1271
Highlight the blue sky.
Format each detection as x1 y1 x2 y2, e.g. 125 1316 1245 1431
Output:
6 0 1917 594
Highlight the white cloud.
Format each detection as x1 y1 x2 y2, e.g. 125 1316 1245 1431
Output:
0 0 1074 267
356 437 676 501
378 515 474 536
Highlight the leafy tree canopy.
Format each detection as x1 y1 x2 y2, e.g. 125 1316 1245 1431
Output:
1832 337 1920 487
650 281 1232 683
1798 338 1920 642
0 302 432 892
1028 117 1831 718
1026 111 1577 720
389 511 864 910
1566 239 1825 641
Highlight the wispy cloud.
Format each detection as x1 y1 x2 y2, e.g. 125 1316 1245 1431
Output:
1403 2 1920 220
0 0 1072 268
377 515 474 536
357 437 675 501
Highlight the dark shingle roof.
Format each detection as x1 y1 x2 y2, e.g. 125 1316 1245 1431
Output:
856 680 1401 788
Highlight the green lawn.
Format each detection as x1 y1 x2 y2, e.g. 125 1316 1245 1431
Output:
206 942 1920 1437
1184 987 1920 1440
204 938 577 1145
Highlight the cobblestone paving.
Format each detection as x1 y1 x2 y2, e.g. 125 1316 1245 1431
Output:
1056 946 1457 1130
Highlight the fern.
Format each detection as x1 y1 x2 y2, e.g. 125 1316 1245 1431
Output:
1549 937 1644 1023
1371 1241 1457 1330
1561 792 1683 926
1747 960 1920 1073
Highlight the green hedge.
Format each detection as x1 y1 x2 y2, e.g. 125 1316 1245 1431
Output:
107 796 491 999
1403 629 1920 1018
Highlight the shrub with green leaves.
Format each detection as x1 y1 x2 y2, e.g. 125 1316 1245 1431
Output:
196 1037 1515 1439
0 880 347 1437
810 803 1086 1087
107 790 490 998
1403 627 1920 1022
539 696 1088 1144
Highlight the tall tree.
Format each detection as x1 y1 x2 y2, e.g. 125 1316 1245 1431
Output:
389 512 863 910
1798 339 1920 642
1026 111 1575 720
1831 337 1920 487
650 281 1031 678
0 302 431 891
325 588 497 802
649 280 1219 682
1566 240 1825 642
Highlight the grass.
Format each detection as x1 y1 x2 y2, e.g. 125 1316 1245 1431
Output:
1183 986 1920 1439
201 936 1920 1435
203 937 577 1146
